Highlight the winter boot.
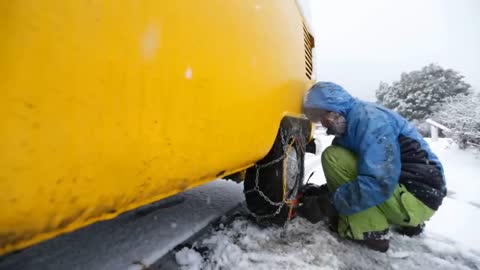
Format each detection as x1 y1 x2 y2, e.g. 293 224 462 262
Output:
355 239 390 253
396 223 425 237
352 229 390 252
327 214 339 233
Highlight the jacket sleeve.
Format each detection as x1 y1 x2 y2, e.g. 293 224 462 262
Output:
332 109 401 215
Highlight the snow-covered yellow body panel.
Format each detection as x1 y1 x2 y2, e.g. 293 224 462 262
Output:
0 0 314 254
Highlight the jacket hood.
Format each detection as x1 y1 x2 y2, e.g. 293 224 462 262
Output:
303 82 355 116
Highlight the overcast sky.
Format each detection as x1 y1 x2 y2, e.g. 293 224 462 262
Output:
301 0 480 101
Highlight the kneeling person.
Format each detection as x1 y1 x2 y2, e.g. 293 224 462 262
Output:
299 82 447 252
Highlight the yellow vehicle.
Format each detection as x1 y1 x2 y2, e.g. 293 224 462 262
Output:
0 1 315 255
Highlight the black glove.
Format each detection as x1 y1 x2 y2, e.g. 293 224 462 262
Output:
297 184 337 224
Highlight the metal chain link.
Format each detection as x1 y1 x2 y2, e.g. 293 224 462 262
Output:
244 126 307 221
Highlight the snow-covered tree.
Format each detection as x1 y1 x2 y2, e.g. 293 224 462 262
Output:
432 93 480 149
375 64 472 121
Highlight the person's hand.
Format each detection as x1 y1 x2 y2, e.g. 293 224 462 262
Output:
297 184 337 223
316 190 337 217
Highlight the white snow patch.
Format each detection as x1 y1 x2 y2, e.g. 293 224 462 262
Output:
192 135 480 269
197 217 480 270
387 250 410 259
423 138 480 252
426 138 480 205
175 247 204 270
304 129 333 186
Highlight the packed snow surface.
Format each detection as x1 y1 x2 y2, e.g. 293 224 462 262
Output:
1 134 478 270
176 134 480 270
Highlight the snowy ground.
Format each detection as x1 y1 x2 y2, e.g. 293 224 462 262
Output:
175 132 480 270
1 133 479 270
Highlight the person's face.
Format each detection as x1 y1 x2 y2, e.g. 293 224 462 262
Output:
304 108 333 127
304 108 346 136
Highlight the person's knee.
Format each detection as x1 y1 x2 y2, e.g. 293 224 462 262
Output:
321 145 356 166
321 146 358 188
321 146 338 166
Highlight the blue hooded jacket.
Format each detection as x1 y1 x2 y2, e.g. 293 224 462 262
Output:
304 82 446 215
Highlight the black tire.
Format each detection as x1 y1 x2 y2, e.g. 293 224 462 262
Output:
244 117 309 226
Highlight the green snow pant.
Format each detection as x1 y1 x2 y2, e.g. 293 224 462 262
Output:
321 146 435 240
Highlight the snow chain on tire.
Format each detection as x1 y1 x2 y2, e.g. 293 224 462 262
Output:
244 123 307 225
